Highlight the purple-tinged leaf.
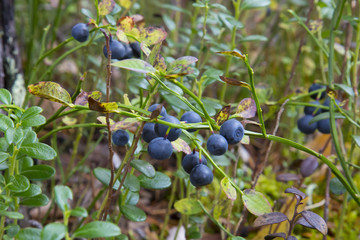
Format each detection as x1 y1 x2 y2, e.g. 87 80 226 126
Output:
253 212 288 227
98 0 115 16
286 236 298 240
276 173 300 183
236 98 256 118
284 187 306 200
171 138 191 154
265 232 286 240
220 76 251 90
300 156 319 177
301 211 328 235
295 216 314 229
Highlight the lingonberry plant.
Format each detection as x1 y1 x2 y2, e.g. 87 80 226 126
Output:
1 0 360 239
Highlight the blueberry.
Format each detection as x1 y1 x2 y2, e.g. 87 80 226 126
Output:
103 39 126 60
130 42 141 58
206 134 228 155
112 129 129 146
190 164 213 187
148 137 173 160
141 123 158 143
155 115 182 141
304 101 320 115
308 83 326 100
182 152 207 174
148 104 167 117
220 119 244 144
297 115 317 134
180 111 202 132
321 98 340 113
71 23 89 42
123 43 133 59
317 118 331 134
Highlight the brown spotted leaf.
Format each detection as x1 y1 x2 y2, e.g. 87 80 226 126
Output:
111 118 139 134
88 18 98 27
236 98 256 118
217 50 245 60
215 105 230 125
140 42 151 56
301 211 328 235
174 198 202 215
116 29 129 43
75 91 102 106
117 16 134 32
88 97 118 113
140 27 167 46
97 116 115 126
147 43 166 72
167 56 198 75
171 138 191 154
220 177 237 201
28 82 73 107
98 0 115 16
253 212 288 227
219 76 251 90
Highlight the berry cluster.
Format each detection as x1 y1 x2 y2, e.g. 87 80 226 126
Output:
297 83 339 134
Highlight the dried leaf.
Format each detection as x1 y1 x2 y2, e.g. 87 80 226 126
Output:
75 91 102 106
171 138 191 154
88 97 118 113
219 76 251 90
149 104 163 119
284 187 306 200
301 211 328 235
88 18 98 27
62 116 77 126
111 118 139 133
217 50 245 60
98 0 115 16
220 177 237 201
140 27 167 46
253 212 288 227
28 82 73 107
236 98 257 118
240 135 250 144
215 106 231 125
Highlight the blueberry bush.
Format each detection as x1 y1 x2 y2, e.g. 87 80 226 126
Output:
1 0 360 239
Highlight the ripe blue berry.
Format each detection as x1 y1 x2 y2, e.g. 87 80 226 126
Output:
321 98 340 113
148 104 167 117
180 111 202 132
297 115 317 134
304 101 320 115
130 42 141 58
103 39 126 60
141 123 158 143
317 118 331 134
190 164 213 187
71 23 89 42
112 129 129 146
123 44 133 59
308 83 326 100
155 115 182 141
220 119 244 144
148 137 173 160
182 152 207 174
206 134 228 155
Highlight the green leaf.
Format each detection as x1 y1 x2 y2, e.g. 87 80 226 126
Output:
174 198 202 215
111 59 156 74
19 143 56 160
41 223 66 240
308 112 345 124
18 156 34 172
21 165 55 181
124 174 140 192
138 172 171 190
21 129 38 145
28 82 73 107
54 185 72 212
334 83 354 97
6 224 20 238
0 89 12 104
120 204 147 222
13 184 42 197
70 207 88 217
240 35 268 42
0 114 14 132
352 135 360 147
21 106 43 119
16 228 41 240
93 167 120 189
221 177 237 201
330 177 347 195
0 210 24 219
8 175 30 193
122 191 139 205
242 189 272 216
21 115 46 127
5 127 23 145
166 56 198 74
72 221 121 238
130 160 156 178
240 0 270 10
0 152 9 163
20 194 49 207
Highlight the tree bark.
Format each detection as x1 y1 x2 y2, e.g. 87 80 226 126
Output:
0 0 26 106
